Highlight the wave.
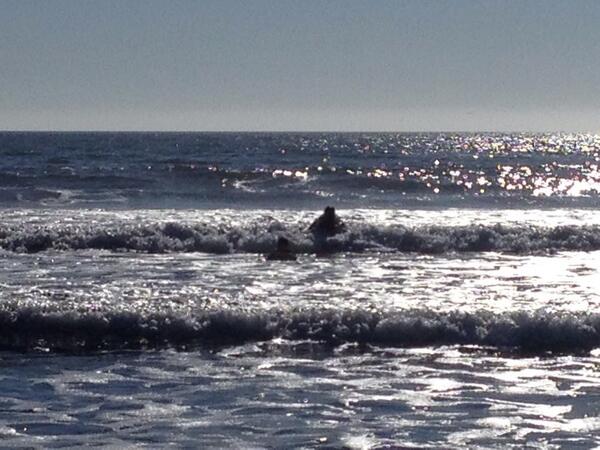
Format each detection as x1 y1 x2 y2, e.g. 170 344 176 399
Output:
0 187 64 203
3 164 600 206
2 221 600 254
0 304 598 353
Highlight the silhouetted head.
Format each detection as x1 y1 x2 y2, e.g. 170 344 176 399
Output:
324 206 335 218
277 236 290 251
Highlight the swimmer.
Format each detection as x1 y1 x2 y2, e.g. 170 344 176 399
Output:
309 206 346 254
309 206 346 237
266 236 297 261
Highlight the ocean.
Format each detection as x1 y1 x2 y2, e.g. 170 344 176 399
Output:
1 131 600 448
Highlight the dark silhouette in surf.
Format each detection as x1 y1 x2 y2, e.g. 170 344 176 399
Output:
309 206 346 253
309 206 346 237
266 236 297 261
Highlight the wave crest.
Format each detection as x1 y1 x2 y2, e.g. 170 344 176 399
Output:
0 305 598 353
2 221 600 254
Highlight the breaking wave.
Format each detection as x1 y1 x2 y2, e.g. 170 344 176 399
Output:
2 221 600 255
1 304 599 353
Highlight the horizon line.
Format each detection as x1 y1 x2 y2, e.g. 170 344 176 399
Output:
0 129 595 134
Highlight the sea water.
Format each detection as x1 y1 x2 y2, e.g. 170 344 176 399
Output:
1 132 600 448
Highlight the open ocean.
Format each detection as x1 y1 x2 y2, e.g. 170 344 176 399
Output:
2 131 600 448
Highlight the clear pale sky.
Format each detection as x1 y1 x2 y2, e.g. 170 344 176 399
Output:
1 0 600 131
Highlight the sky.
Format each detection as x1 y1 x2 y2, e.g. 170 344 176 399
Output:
1 0 600 132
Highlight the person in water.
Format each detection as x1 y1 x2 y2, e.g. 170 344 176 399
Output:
266 236 297 261
309 206 346 254
309 206 346 237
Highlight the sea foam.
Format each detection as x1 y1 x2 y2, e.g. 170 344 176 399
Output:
1 300 598 353
2 221 600 255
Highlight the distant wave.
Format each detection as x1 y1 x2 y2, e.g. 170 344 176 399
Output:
0 304 598 353
3 131 600 209
2 221 600 254
3 164 600 207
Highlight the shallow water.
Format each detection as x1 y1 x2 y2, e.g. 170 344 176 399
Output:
2 347 600 448
2 208 600 353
